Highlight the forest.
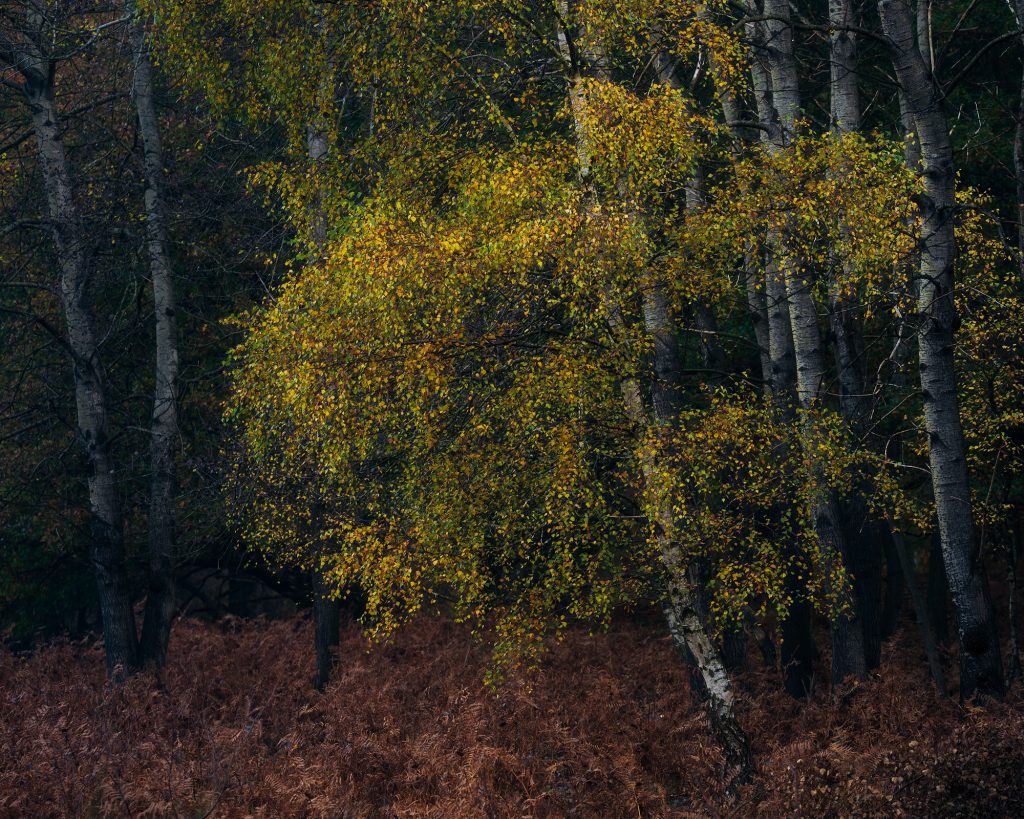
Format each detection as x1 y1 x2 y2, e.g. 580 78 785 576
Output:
1 0 1024 814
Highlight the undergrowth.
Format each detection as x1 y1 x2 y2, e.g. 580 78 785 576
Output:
1 613 1022 817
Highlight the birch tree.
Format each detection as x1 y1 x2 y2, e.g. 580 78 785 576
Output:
555 1 750 778
126 0 180 669
0 2 138 676
878 0 1005 699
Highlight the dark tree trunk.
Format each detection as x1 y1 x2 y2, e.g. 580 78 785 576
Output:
845 517 884 669
304 18 343 686
1015 62 1024 277
129 2 180 669
891 526 948 694
1006 525 1021 685
1013 2 1024 278
313 574 341 691
881 529 905 638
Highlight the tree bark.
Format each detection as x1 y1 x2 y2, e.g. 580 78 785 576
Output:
763 0 867 685
1008 524 1022 685
16 43 138 677
748 16 816 696
878 0 1005 699
880 529 905 638
827 0 884 670
557 3 750 780
926 529 951 646
128 2 180 669
306 39 343 687
829 0 862 133
313 572 341 691
1015 62 1024 278
1013 1 1024 277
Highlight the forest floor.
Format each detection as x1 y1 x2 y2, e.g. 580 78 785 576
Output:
2 611 1023 817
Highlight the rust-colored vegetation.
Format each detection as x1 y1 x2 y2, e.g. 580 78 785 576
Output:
2 613 1021 817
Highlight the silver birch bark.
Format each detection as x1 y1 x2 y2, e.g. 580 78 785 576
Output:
4 14 139 676
747 15 817 696
763 0 867 683
556 2 750 780
878 0 1005 698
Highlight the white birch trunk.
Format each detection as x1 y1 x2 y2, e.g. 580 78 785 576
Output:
11 20 139 676
878 0 1004 699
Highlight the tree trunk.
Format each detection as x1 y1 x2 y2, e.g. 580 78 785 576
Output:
890 526 948 694
22 59 138 678
827 0 884 670
1015 62 1024 278
680 133 747 673
620 373 751 780
829 0 861 133
128 3 180 670
557 4 750 780
1006 524 1021 685
1013 1 1024 278
880 529 905 638
749 18 816 696
878 0 1005 699
306 47 342 686
764 0 867 686
313 573 341 691
927 529 951 646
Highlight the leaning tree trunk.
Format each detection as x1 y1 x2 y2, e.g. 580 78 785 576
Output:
22 58 138 677
128 3 180 669
557 3 750 781
878 0 1005 699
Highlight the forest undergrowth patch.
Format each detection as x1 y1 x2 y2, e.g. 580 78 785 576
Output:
1 613 1021 817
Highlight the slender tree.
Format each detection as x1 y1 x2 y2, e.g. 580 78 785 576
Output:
556 1 750 781
308 120 342 692
128 0 180 669
757 0 868 686
1 5 138 676
1012 0 1024 275
826 0 884 670
744 12 817 698
878 0 1005 699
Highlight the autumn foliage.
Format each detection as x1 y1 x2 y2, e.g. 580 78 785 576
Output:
2 612 1022 817
3 0 1024 812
